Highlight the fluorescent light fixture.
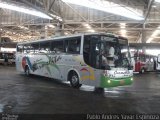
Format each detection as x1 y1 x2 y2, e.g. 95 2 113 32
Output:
120 29 127 37
48 24 55 28
146 26 160 43
62 0 144 20
18 25 29 30
49 14 63 21
121 29 126 34
0 2 52 19
83 23 91 29
86 26 91 29
45 26 48 30
120 30 127 37
120 23 126 29
146 49 160 56
1 47 16 52
146 38 153 43
120 23 127 37
83 23 95 32
152 5 157 8
64 32 69 35
83 23 89 27
88 29 95 32
155 0 160 3
120 23 126 26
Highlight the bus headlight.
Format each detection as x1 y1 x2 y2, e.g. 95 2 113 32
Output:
107 80 111 84
131 78 133 81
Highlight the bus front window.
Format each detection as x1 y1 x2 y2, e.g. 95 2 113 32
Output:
83 35 132 70
83 35 117 70
114 38 132 69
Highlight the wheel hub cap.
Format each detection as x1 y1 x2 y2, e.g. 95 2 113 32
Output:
71 76 78 84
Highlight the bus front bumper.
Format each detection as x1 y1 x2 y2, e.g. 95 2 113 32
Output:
100 76 133 88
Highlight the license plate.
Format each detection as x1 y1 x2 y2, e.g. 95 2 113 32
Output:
120 80 125 84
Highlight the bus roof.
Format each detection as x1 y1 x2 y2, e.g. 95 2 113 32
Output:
17 32 127 45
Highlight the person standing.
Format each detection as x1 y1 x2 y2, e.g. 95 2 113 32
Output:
4 54 8 65
107 46 115 67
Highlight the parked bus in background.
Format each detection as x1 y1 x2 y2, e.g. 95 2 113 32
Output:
16 33 133 88
130 51 157 73
0 52 15 65
157 54 160 71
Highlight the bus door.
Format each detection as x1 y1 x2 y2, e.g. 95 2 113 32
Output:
146 56 154 71
82 35 102 86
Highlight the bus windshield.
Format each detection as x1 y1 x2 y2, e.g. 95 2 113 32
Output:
83 35 132 70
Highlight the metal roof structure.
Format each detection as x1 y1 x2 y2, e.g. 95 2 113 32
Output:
0 0 160 43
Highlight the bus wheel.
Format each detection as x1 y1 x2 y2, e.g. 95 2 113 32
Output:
25 66 30 76
69 72 81 88
140 68 145 74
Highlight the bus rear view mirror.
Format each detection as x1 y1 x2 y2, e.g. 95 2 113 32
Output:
158 54 160 63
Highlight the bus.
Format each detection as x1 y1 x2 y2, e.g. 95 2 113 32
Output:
156 54 160 71
131 51 156 73
16 33 133 88
0 52 15 65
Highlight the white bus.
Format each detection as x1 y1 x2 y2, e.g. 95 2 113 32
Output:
157 54 160 71
16 33 133 88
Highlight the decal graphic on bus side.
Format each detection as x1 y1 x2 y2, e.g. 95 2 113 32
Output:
22 54 62 76
80 67 95 80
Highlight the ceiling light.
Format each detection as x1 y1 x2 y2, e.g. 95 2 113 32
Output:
146 26 160 43
48 25 55 28
120 29 127 37
146 38 153 43
88 29 95 32
146 49 160 56
83 23 92 29
86 26 91 29
120 26 125 29
49 14 62 21
121 29 126 34
120 23 126 26
155 0 160 3
120 23 127 37
18 25 29 30
64 32 69 35
120 23 126 29
45 26 48 30
152 5 157 8
0 1 52 19
62 0 144 20
83 23 89 27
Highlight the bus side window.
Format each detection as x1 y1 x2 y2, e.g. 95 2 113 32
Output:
50 40 64 53
67 37 81 54
17 45 23 53
31 43 39 53
24 44 30 53
39 41 50 53
30 44 34 53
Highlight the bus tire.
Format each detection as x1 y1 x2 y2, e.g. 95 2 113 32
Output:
25 66 30 76
140 68 145 74
69 71 81 88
